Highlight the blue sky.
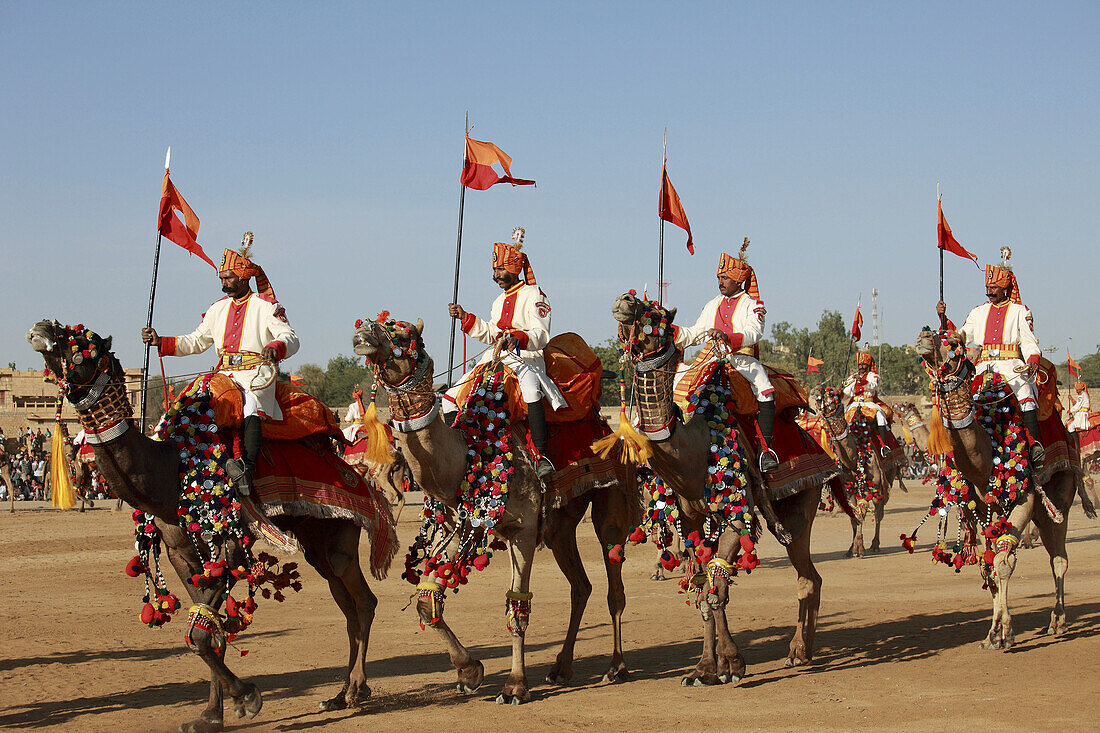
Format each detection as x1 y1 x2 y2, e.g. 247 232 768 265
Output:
3 1 1098 381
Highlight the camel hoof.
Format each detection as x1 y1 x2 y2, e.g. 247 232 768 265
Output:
232 684 262 720
318 696 347 712
545 671 571 686
602 667 631 684
456 659 485 693
1046 613 1067 636
456 682 478 694
978 639 1002 651
495 693 528 705
784 656 808 668
681 674 720 687
650 572 665 581
179 718 222 733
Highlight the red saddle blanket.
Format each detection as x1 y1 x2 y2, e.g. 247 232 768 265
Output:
192 373 341 441
733 412 839 500
1079 425 1100 461
242 438 398 579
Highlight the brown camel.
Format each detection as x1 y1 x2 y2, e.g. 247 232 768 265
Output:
29 320 395 732
809 384 903 557
895 402 931 453
611 293 832 683
915 328 1093 649
353 318 639 701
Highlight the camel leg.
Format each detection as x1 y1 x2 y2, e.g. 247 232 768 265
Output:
317 577 357 711
847 512 866 558
179 630 261 732
337 553 378 705
869 498 885 553
591 486 631 683
979 495 1035 650
685 532 745 686
543 497 591 685
682 609 721 686
1031 498 1070 635
497 526 538 704
785 492 821 666
416 599 485 694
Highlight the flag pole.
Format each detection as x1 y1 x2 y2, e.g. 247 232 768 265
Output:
843 293 861 377
937 183 947 330
139 146 170 434
658 128 667 305
446 113 469 387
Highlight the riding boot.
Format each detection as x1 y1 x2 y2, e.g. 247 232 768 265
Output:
527 400 555 479
877 424 893 458
227 415 262 495
1020 409 1046 471
756 400 779 472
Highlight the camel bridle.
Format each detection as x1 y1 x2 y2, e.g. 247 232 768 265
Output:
50 326 133 445
366 323 440 432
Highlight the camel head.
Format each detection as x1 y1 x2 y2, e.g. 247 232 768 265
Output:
27 320 117 406
915 327 965 374
814 384 843 418
353 316 426 386
611 292 677 359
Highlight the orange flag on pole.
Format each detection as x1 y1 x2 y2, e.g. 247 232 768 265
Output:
659 161 694 254
1068 354 1081 378
460 135 536 190
851 306 863 341
159 170 214 268
807 355 824 374
938 199 979 267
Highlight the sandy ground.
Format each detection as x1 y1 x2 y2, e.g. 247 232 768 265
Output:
2 479 1099 733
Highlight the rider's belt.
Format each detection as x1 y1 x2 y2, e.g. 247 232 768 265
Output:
218 351 264 370
978 344 1021 361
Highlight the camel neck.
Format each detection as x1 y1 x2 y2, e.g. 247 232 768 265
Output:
392 413 467 506
91 428 180 522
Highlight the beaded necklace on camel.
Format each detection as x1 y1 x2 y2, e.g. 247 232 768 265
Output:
901 370 1034 577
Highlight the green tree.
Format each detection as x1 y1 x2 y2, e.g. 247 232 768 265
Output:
592 338 624 406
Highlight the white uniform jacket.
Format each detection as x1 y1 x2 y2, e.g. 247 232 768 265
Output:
457 282 566 409
671 293 774 400
844 371 889 425
950 300 1041 411
343 400 365 442
158 291 300 420
1070 392 1091 432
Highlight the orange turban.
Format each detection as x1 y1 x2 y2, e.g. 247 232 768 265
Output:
220 247 277 302
1076 381 1087 392
717 252 760 299
492 242 536 285
985 264 1021 304
856 351 875 369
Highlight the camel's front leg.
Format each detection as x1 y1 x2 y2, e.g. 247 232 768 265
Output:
1032 496 1070 635
980 496 1034 650
543 499 590 685
869 497 886 553
416 536 485 694
685 534 745 686
847 512 866 558
498 526 538 704
592 486 631 683
180 628 261 732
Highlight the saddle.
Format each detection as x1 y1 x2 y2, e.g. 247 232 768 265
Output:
199 373 341 440
673 344 809 418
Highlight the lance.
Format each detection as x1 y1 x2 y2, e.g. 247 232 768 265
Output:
658 128 666 304
139 146 171 434
446 113 470 387
842 292 861 379
937 183 948 331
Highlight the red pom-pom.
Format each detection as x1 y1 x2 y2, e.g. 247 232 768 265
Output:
660 552 680 571
472 554 490 571
628 527 647 545
140 602 155 625
739 534 754 554
737 552 760 570
125 556 144 577
354 318 363 328
607 544 624 564
225 594 239 617
695 545 713 564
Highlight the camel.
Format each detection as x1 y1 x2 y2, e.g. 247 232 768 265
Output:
610 293 838 683
809 384 904 557
895 402 930 453
353 318 639 702
915 328 1093 649
28 320 396 732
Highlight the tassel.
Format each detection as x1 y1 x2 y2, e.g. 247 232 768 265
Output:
361 400 394 464
592 408 654 465
927 404 953 456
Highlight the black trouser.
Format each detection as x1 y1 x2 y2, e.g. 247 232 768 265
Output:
757 400 775 447
1020 409 1044 446
528 400 549 456
241 415 263 472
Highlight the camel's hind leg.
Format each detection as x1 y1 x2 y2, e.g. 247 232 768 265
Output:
847 512 866 558
979 494 1035 650
591 484 631 683
1032 487 1070 636
784 490 822 666
687 531 746 686
543 496 592 686
496 522 539 704
417 533 485 695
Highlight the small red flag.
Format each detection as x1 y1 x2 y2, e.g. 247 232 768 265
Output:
1068 354 1081 378
659 161 694 254
851 306 863 341
460 135 536 190
938 199 979 267
159 170 214 268
806 355 824 374
289 373 305 387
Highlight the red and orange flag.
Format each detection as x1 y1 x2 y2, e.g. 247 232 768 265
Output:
460 135 536 190
289 373 306 387
850 306 863 341
659 161 694 254
806 355 825 374
938 199 979 267
159 170 214 268
1068 354 1081 378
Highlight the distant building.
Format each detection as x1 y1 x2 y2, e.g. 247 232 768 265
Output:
0 368 143 435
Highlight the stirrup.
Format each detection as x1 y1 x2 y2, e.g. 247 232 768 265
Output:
535 456 555 479
1029 443 1046 472
880 445 891 458
758 449 779 473
226 458 252 496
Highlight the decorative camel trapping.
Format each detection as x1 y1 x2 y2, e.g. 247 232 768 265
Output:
352 316 640 702
29 320 398 732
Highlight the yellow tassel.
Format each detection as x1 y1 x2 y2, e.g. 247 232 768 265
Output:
592 409 654 465
926 404 953 456
360 401 394 464
50 427 76 510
